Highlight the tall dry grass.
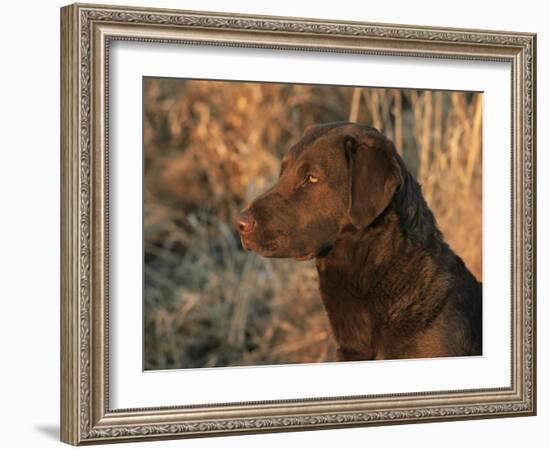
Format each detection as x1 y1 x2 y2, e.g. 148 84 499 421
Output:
143 78 482 370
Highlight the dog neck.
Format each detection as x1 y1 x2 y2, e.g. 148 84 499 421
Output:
316 208 414 291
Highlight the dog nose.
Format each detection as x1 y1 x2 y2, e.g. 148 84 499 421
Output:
236 211 256 235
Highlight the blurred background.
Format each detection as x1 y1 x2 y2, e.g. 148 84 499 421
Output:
143 78 482 370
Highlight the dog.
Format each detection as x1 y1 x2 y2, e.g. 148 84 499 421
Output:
235 122 482 361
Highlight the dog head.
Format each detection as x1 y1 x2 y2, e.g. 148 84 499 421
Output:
235 122 402 260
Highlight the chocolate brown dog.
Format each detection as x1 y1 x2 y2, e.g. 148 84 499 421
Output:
236 122 482 361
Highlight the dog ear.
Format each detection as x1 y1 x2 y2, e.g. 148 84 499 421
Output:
345 135 401 229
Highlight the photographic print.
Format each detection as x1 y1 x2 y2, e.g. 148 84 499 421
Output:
143 78 483 370
61 4 535 443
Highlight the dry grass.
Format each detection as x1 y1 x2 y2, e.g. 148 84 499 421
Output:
143 78 482 370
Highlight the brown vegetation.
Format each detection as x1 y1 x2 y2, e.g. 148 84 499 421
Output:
143 78 482 370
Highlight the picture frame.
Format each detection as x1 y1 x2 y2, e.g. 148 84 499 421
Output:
60 2 537 445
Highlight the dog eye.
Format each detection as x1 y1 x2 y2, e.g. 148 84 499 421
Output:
306 175 320 184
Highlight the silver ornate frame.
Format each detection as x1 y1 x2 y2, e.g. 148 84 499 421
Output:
60 3 537 445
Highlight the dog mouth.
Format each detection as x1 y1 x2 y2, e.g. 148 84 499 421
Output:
239 235 252 251
239 235 279 256
240 235 314 261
